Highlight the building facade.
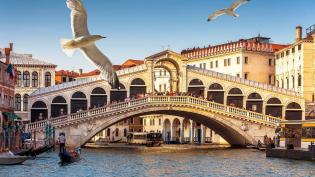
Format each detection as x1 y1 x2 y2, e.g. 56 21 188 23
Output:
182 36 287 85
0 44 57 121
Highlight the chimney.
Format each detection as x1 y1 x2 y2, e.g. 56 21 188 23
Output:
5 48 11 64
9 42 13 51
296 26 302 42
79 68 83 75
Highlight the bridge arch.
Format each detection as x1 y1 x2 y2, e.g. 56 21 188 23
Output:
227 87 244 108
207 83 224 104
51 96 67 118
110 83 127 103
79 106 258 147
265 97 282 118
71 91 87 113
31 101 48 122
130 78 146 99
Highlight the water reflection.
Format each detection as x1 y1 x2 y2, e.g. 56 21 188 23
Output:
1 148 315 177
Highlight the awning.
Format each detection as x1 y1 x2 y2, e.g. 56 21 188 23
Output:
3 112 22 121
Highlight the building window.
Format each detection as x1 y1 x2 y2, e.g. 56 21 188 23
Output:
23 71 30 87
15 94 21 111
62 77 67 83
45 72 51 87
281 79 284 88
286 77 289 89
268 75 272 85
244 57 248 64
32 71 38 87
130 118 134 124
203 63 206 69
199 63 202 68
286 50 290 56
210 61 213 69
298 74 302 87
17 71 22 87
115 128 119 137
292 76 295 88
228 58 231 66
23 94 29 112
292 47 295 53
215 60 218 68
244 73 248 79
268 59 272 66
298 44 301 50
124 129 127 137
224 59 227 66
159 119 161 125
236 73 240 77
237 57 240 64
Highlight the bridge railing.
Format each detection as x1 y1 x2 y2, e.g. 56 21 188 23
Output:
26 96 282 130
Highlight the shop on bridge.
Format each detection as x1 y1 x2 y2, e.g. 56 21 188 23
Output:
207 83 224 104
71 91 87 113
90 87 107 108
110 83 127 103
226 88 243 108
51 96 67 118
246 93 263 113
31 101 48 122
130 78 146 99
265 98 282 118
188 79 205 98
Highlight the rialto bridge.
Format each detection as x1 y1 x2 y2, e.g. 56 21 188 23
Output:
26 50 305 147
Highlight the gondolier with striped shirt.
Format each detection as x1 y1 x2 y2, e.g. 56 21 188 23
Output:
59 132 66 154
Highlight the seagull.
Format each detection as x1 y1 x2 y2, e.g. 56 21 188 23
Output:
207 0 251 22
61 0 119 89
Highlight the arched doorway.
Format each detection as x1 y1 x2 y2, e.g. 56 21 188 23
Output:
164 119 171 142
130 78 146 99
110 83 127 103
31 101 48 122
207 83 224 104
71 91 87 113
285 102 302 120
51 96 67 118
172 118 181 143
183 119 191 143
246 93 263 113
188 79 205 97
265 98 282 118
227 88 243 108
90 87 107 108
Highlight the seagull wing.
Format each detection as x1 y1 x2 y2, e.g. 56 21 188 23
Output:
229 0 250 11
207 9 226 21
67 0 90 38
80 44 118 86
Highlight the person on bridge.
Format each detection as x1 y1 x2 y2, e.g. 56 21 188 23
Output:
59 132 66 154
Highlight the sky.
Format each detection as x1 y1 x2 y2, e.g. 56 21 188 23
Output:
0 0 314 71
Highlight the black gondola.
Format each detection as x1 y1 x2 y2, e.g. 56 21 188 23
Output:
59 150 81 165
13 147 33 156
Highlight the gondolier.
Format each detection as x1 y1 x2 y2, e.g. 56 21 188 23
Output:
58 132 66 154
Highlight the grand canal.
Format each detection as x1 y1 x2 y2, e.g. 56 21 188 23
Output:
1 148 314 177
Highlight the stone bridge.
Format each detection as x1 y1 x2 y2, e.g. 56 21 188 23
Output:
27 96 282 148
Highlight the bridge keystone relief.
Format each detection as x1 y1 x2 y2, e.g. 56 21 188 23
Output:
27 50 305 148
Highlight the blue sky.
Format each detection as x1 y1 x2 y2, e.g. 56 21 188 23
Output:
0 0 314 71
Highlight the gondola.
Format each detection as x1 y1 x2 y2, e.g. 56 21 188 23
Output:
13 147 33 156
0 152 32 165
59 150 81 165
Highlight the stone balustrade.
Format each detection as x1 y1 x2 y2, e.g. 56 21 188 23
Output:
26 96 282 131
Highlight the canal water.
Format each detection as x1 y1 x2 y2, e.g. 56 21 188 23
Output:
1 148 315 177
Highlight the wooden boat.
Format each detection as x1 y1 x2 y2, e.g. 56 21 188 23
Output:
95 138 109 145
59 150 81 165
31 144 54 156
0 152 32 165
13 147 33 156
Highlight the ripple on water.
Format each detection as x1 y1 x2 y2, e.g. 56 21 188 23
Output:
1 148 315 177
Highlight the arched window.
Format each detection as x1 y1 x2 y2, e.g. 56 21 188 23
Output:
32 71 38 87
23 94 29 112
115 128 119 137
17 71 22 87
107 129 110 137
45 72 51 87
15 94 21 111
124 129 127 137
23 71 30 87
298 74 301 87
31 101 48 122
292 75 295 88
286 77 289 89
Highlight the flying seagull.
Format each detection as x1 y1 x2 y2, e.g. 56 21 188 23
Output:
207 0 251 21
61 0 119 88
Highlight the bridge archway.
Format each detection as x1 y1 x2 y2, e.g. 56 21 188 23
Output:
285 102 302 120
130 78 146 99
172 118 181 142
79 106 259 147
71 91 87 113
266 97 282 118
51 96 67 118
31 101 48 122
227 88 243 108
188 79 205 97
110 83 127 103
90 87 107 108
246 93 263 113
207 83 224 104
